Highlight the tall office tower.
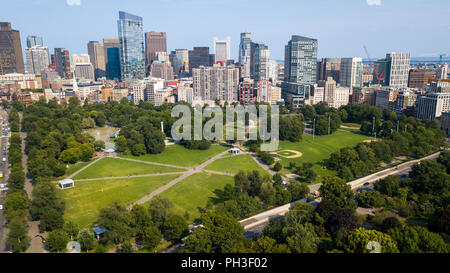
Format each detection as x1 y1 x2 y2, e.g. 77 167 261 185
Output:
317 58 341 82
88 41 106 80
25 46 50 74
250 42 270 82
54 48 71 79
374 53 410 88
188 47 214 74
213 36 230 63
339 57 363 92
103 38 119 78
239 32 252 78
145 32 167 69
436 64 448 80
192 64 239 102
0 22 24 74
284 35 318 84
26 35 43 48
117 11 145 80
170 49 189 77
107 47 121 81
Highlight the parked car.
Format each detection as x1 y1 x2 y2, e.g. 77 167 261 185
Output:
2 157 6 162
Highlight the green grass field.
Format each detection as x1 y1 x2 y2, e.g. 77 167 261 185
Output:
205 154 269 175
61 160 94 178
277 130 371 179
61 174 181 228
155 173 234 222
119 144 230 167
72 157 184 180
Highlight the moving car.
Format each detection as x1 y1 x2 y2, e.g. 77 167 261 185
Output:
2 157 6 162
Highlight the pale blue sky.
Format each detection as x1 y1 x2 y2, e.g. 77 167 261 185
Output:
1 0 449 60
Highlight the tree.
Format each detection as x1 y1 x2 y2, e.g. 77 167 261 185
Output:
374 175 401 197
273 162 282 172
346 228 399 253
3 191 30 221
285 223 319 253
94 140 105 151
316 199 339 222
6 218 30 253
410 161 449 195
319 176 357 211
97 202 133 244
356 191 384 208
183 211 245 253
132 143 147 156
252 236 290 253
380 217 403 233
116 136 128 153
141 225 163 251
118 241 134 253
279 115 304 142
325 209 359 234
163 215 188 242
63 221 79 240
148 196 173 229
388 225 448 253
46 230 69 253
77 229 95 252
129 205 153 238
40 208 65 231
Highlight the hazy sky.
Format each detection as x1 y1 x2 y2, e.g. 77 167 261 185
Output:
1 0 449 60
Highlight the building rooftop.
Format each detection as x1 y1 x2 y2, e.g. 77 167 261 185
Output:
291 35 317 42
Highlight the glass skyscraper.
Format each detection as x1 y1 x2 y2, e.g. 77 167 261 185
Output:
239 32 252 78
250 42 270 82
284 35 318 84
107 47 121 81
117 11 145 80
26 35 43 48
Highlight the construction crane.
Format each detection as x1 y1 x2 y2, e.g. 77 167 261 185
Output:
364 46 385 86
440 54 450 63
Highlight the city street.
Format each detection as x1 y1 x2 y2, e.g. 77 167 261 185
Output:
0 107 10 253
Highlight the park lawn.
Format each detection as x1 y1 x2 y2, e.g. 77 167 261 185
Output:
119 144 230 168
72 157 184 180
278 130 371 179
205 154 270 175
155 173 234 223
61 160 94 178
61 174 181 228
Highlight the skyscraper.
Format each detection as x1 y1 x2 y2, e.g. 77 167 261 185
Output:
145 32 167 71
374 53 410 88
103 38 119 78
25 46 50 74
239 32 252 78
54 48 71 78
213 37 230 63
188 47 214 74
26 35 43 48
339 57 363 90
170 49 189 77
192 64 239 102
0 22 24 74
117 11 145 80
284 35 318 84
250 42 270 82
88 41 106 80
107 47 121 82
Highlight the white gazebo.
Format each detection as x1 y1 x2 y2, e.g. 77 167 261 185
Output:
58 179 74 189
230 147 241 155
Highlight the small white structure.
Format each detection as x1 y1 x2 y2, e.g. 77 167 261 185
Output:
230 147 241 155
104 148 115 157
59 179 74 189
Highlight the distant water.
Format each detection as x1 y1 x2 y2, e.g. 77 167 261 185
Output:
276 57 450 66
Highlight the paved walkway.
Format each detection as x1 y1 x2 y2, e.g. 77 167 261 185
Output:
66 157 103 179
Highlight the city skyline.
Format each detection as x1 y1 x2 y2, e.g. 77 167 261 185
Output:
1 0 449 61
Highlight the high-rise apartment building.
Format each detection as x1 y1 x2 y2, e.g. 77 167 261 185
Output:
150 61 174 81
145 32 167 70
74 63 95 81
88 41 106 80
118 11 145 80
25 46 50 74
72 54 91 65
436 64 448 80
213 37 230 63
26 35 43 48
239 32 252 78
239 78 255 105
54 48 71 79
192 64 239 102
284 35 318 84
250 42 270 82
0 22 24 74
339 57 363 91
318 77 350 109
188 47 214 74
